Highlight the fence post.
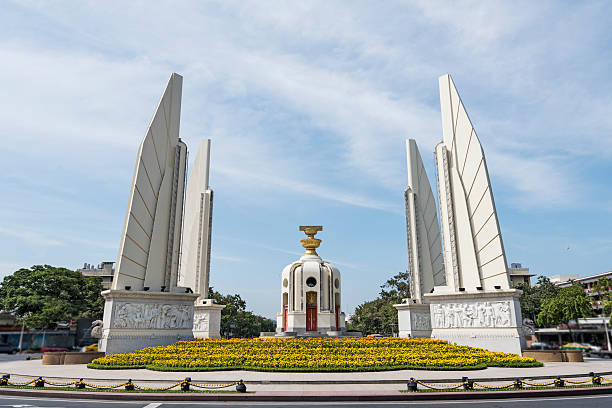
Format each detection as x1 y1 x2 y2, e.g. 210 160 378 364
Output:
236 380 247 393
181 377 191 392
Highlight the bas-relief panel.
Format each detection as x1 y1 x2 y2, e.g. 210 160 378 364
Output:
411 311 432 330
112 303 193 329
431 301 512 329
193 313 209 331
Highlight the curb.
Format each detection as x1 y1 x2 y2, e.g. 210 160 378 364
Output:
3 370 612 384
0 386 611 401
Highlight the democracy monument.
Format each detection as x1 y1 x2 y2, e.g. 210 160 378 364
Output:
98 72 526 356
275 226 346 336
99 73 223 354
395 74 525 355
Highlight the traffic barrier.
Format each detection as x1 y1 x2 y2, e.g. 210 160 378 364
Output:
0 374 246 393
408 373 612 392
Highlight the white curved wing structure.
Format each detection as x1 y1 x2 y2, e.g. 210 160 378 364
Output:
435 74 510 292
405 139 445 302
179 139 213 301
113 73 187 292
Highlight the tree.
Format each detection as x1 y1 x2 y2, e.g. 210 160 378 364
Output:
347 271 409 335
346 298 397 335
516 276 560 326
0 265 104 328
208 287 275 338
592 277 612 324
379 271 411 304
537 283 593 341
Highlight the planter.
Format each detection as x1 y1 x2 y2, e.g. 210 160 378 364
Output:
63 351 105 365
563 350 584 362
42 351 105 365
521 349 583 362
41 352 65 365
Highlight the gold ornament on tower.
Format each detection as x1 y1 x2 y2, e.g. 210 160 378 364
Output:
299 225 322 256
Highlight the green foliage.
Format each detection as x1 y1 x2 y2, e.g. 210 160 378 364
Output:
516 276 560 326
346 298 398 335
379 271 411 304
0 265 104 328
537 283 593 334
592 277 612 323
208 287 275 338
347 271 410 335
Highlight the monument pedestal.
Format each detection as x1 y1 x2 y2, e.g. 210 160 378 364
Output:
193 299 225 339
394 301 432 338
99 290 198 355
424 289 525 355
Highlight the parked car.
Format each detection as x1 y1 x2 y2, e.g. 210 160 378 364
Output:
527 342 553 350
41 345 70 353
583 343 602 353
82 343 98 352
0 343 17 354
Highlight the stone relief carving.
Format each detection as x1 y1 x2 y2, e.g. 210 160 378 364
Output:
431 301 512 329
113 303 193 329
193 313 209 332
411 312 432 330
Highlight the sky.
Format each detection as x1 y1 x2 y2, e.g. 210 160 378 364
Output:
1 1 611 319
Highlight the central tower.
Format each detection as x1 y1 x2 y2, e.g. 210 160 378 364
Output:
277 226 345 336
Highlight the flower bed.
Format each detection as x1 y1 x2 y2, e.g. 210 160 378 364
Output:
90 337 541 372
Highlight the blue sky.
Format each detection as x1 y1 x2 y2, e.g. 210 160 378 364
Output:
1 1 611 319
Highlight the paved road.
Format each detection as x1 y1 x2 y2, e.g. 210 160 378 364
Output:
0 353 42 363
0 394 610 407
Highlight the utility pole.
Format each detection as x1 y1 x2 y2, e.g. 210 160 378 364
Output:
17 321 24 352
604 317 612 354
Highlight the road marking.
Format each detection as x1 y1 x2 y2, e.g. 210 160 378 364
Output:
142 404 162 408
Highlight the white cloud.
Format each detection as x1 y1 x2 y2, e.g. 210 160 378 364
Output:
486 151 577 209
0 226 63 247
211 254 245 263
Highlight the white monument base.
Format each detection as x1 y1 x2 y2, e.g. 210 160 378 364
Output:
394 301 432 338
424 289 525 355
193 299 226 339
275 310 346 336
99 290 198 355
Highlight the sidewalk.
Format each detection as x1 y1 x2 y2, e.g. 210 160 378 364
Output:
0 358 610 392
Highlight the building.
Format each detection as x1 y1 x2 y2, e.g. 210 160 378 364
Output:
554 271 612 315
549 274 579 283
77 262 115 290
277 226 345 336
535 271 612 348
508 263 534 287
